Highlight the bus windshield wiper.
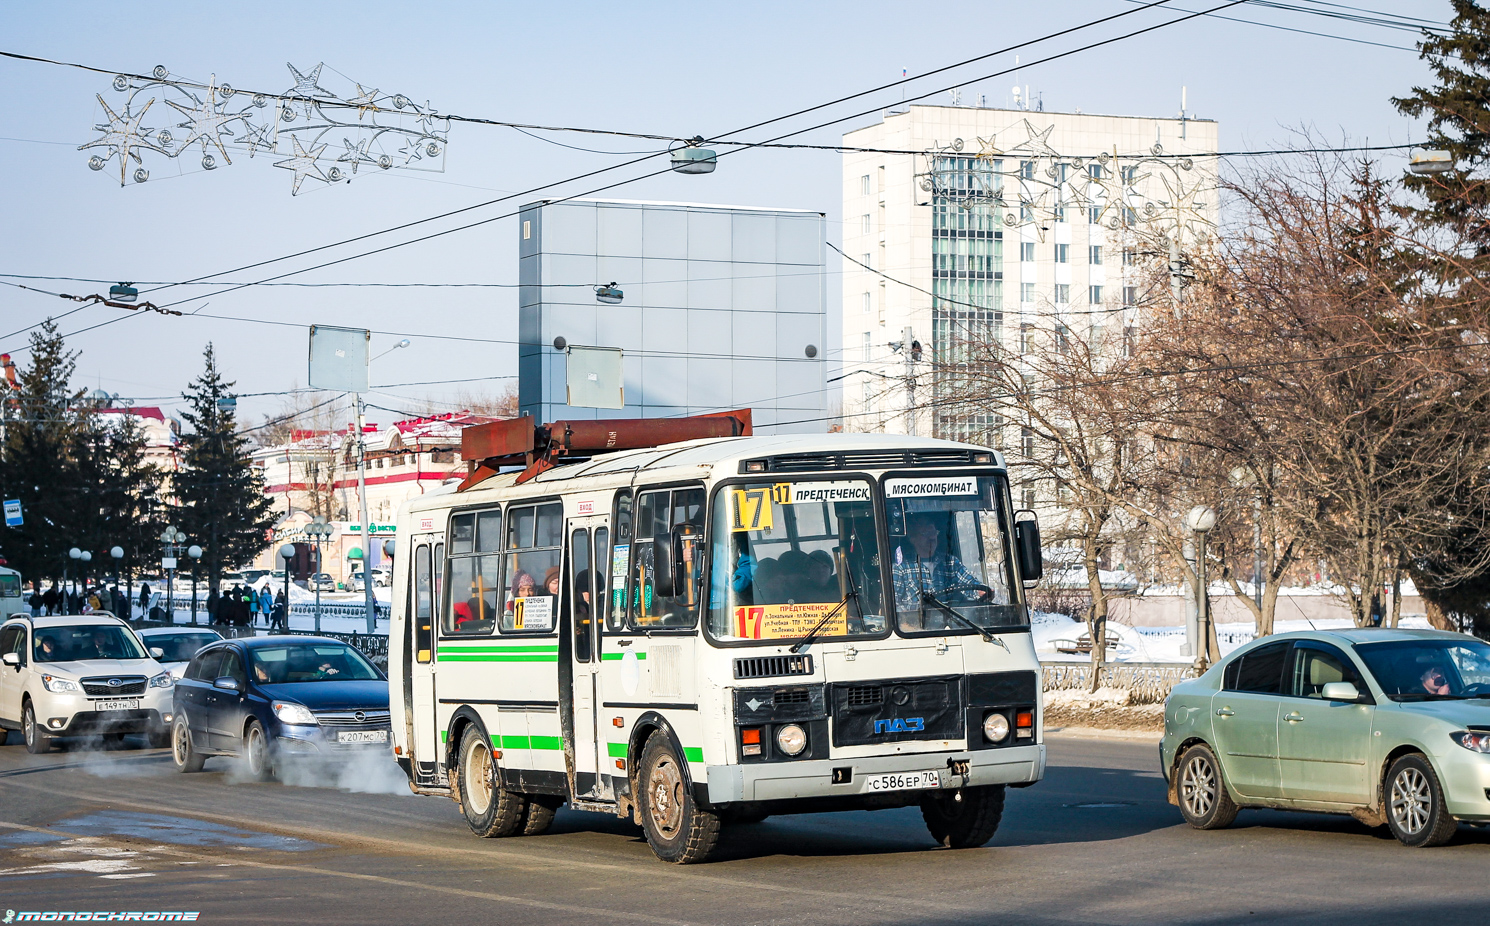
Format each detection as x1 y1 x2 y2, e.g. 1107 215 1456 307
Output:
789 591 858 655
920 591 995 644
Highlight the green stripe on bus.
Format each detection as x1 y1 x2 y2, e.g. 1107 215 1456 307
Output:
438 654 559 662
494 734 563 751
599 652 647 661
441 730 448 744
684 747 704 764
530 735 563 751
607 742 627 759
440 645 559 653
607 742 703 763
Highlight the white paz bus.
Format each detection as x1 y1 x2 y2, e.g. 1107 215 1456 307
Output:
389 421 1046 864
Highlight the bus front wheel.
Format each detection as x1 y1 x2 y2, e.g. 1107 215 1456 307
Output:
921 785 1005 849
636 734 720 864
457 726 528 838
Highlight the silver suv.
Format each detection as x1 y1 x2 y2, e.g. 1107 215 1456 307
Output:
0 615 175 753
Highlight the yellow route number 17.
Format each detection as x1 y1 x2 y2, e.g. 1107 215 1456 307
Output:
730 488 774 532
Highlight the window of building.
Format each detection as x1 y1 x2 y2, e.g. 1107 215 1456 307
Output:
1089 285 1103 305
1018 323 1032 354
1020 241 1035 262
877 165 885 192
1122 248 1137 267
1055 244 1068 263
1089 322 1104 353
1021 486 1036 509
862 252 872 270
1123 286 1137 306
431 449 455 463
862 332 872 362
1121 166 1138 184
1088 205 1102 224
1055 323 1070 353
1054 284 1069 305
1087 163 1104 180
1124 325 1137 358
862 291 871 314
861 214 871 234
1019 160 1034 180
861 174 871 196
1021 283 1036 304
1021 428 1034 458
1089 245 1102 265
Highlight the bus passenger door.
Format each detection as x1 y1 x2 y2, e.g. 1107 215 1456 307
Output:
410 538 442 786
564 517 611 801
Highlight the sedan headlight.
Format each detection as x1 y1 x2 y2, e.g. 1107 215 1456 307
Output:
272 701 318 726
775 723 807 757
1451 730 1490 753
983 712 1011 743
148 671 174 689
41 674 79 693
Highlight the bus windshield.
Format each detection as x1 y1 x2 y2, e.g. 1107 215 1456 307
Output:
884 475 1026 634
708 479 888 643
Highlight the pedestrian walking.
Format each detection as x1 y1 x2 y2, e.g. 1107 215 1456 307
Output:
42 584 59 615
138 583 151 616
258 587 273 627
272 589 288 633
98 585 113 615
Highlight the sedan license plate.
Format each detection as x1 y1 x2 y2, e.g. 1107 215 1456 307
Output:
94 700 139 712
337 730 388 744
860 769 941 793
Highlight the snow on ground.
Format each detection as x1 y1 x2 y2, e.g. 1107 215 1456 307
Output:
1032 609 1433 663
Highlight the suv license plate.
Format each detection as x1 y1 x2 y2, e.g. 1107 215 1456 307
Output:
94 700 139 712
860 770 940 793
338 730 388 744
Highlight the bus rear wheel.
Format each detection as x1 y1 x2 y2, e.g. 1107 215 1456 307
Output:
636 734 719 864
457 726 528 838
921 785 1005 849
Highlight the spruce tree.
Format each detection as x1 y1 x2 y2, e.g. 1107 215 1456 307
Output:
1392 0 1490 263
174 344 275 597
0 320 91 584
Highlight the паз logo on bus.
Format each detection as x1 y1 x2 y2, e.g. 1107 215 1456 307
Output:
874 717 925 734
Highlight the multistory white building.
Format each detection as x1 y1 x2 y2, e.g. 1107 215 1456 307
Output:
840 104 1219 444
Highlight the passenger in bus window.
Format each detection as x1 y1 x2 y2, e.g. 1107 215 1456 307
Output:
544 567 561 597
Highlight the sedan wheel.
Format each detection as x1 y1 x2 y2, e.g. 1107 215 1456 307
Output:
243 721 273 781
173 717 205 772
1386 754 1457 847
1176 743 1238 830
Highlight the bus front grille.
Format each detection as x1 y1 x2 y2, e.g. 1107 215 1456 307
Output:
733 654 814 680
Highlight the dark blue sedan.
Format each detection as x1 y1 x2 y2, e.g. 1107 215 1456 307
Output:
170 636 390 779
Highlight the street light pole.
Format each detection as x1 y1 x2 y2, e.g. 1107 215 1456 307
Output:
307 516 332 633
188 545 203 625
278 543 296 633
110 546 124 618
1185 505 1218 671
356 395 377 634
160 526 185 625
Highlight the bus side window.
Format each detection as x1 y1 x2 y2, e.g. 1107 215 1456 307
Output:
570 529 592 662
608 491 632 632
414 544 433 663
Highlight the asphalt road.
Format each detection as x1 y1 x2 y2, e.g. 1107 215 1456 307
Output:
1 730 1486 926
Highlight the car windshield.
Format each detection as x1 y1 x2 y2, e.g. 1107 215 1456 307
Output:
708 479 888 643
34 625 148 663
144 632 221 663
1354 638 1490 700
248 643 381 684
884 475 1025 634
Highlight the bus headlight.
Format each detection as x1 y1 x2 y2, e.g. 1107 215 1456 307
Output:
775 724 807 757
983 712 1010 743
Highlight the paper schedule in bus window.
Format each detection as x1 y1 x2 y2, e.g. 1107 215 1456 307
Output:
733 602 847 640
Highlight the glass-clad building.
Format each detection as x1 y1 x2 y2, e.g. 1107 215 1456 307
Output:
518 199 829 433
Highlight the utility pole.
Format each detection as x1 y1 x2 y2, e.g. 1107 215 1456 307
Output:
356 395 377 634
902 325 919 437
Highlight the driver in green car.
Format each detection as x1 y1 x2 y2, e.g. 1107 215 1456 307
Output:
1420 664 1453 696
892 513 987 629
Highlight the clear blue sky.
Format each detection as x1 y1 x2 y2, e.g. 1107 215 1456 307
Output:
0 1 1445 431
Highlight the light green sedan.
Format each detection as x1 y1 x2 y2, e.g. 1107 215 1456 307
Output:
1160 629 1490 846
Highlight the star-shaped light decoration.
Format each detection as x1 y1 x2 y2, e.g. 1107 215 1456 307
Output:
273 135 328 194
286 62 334 98
397 136 426 165
415 101 441 134
165 76 243 166
1154 169 1217 244
238 118 276 158
973 134 1002 163
79 95 165 186
347 84 380 120
1014 119 1059 160
337 137 377 175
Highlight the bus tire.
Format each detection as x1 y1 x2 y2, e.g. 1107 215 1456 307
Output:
636 734 719 864
921 785 1005 849
522 795 561 836
456 726 528 838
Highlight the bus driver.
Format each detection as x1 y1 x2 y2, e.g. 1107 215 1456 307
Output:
892 512 986 628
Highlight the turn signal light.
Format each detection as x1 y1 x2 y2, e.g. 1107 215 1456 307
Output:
741 727 762 756
613 717 624 727
1016 711 1034 739
393 745 402 756
615 758 626 770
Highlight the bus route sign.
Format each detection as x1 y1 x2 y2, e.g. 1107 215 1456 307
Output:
734 602 846 639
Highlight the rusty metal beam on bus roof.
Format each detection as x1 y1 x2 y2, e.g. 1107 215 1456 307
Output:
457 408 752 491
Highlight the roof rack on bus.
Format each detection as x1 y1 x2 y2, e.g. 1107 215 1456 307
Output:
458 409 753 490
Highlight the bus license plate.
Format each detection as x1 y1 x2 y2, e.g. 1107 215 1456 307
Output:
338 730 388 744
860 770 940 793
94 700 139 712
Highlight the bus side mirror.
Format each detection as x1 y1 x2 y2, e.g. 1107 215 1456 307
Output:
1013 511 1043 587
652 533 678 598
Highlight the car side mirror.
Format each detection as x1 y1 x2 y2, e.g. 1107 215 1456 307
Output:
1 652 20 667
1013 510 1043 587
213 676 241 692
149 647 165 659
1321 681 1361 702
